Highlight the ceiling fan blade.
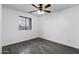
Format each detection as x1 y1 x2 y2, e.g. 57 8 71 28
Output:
45 4 51 9
32 4 38 9
43 10 51 13
28 10 37 13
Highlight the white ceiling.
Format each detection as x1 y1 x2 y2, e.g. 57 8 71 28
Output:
2 4 79 15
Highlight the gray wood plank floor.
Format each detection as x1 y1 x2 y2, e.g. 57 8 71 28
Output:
2 38 79 54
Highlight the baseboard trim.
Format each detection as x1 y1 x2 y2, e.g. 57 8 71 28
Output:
2 37 39 47
41 37 79 49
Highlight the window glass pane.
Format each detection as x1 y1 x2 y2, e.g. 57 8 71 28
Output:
26 19 29 26
19 17 25 27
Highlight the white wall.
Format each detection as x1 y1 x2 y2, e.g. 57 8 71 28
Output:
0 4 2 53
2 7 38 46
40 6 79 49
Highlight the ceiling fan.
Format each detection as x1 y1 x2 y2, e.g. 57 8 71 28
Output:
29 4 51 14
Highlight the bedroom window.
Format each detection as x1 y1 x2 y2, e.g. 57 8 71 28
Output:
18 16 32 30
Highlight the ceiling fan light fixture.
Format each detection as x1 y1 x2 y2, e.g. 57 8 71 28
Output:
37 10 44 14
30 4 51 14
